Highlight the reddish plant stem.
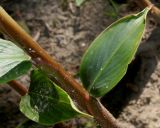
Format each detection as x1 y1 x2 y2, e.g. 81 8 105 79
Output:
0 6 121 128
134 0 160 24
87 97 121 128
8 80 28 96
8 80 119 128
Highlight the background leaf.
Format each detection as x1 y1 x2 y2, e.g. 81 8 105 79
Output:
75 0 86 6
20 69 91 126
0 39 32 83
80 8 149 97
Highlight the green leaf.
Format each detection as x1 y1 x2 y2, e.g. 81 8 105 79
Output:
80 8 150 97
75 0 86 6
20 69 92 126
0 39 32 83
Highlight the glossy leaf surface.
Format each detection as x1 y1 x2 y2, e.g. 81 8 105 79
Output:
20 69 91 126
0 39 32 83
80 8 149 97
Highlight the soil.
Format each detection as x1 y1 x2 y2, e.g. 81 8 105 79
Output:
1 0 160 128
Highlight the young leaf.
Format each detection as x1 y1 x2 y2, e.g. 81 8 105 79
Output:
0 39 32 83
75 0 86 6
20 69 92 126
80 8 150 97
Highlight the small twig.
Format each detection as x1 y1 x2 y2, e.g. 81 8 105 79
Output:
8 80 28 96
134 0 160 24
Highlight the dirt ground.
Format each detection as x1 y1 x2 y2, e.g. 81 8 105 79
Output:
1 0 160 128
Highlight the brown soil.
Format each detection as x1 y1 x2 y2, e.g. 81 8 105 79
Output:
1 0 160 128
